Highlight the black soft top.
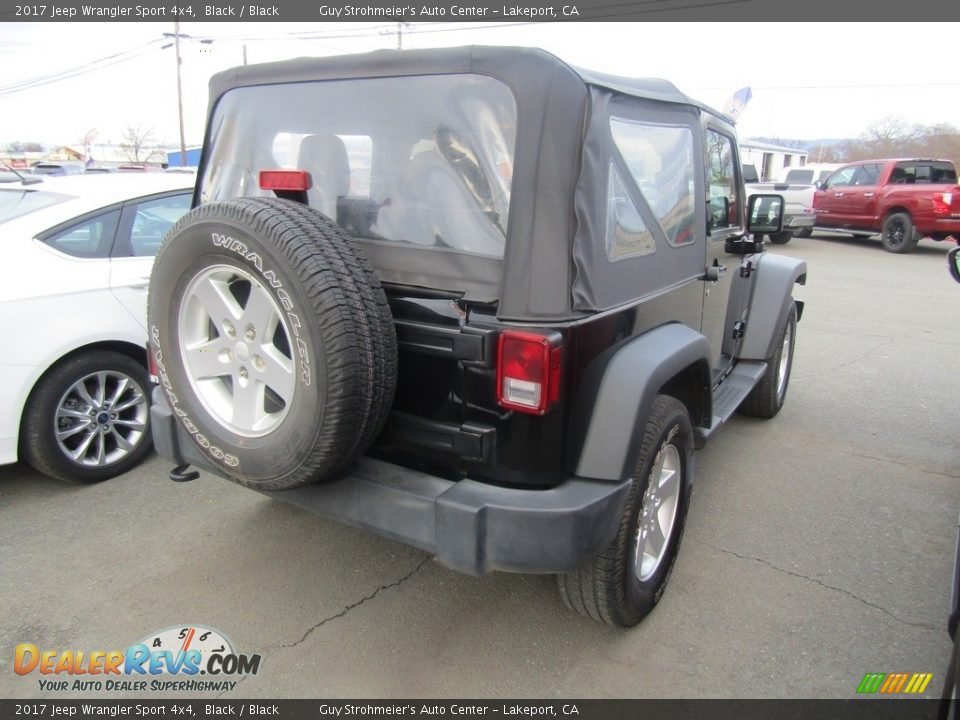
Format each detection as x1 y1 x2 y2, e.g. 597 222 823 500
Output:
208 45 717 111
204 46 730 321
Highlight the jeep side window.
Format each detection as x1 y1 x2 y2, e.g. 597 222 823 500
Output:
605 165 655 260
608 118 696 258
705 129 740 233
824 166 856 189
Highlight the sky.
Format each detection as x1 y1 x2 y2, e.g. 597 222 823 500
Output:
1 21 959 152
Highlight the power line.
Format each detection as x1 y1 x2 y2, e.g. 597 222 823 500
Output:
0 21 540 96
0 40 166 96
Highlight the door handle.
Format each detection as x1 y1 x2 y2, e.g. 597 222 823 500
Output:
704 263 727 282
863 192 875 197
833 192 844 197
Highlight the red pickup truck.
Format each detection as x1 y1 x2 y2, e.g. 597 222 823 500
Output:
813 158 960 253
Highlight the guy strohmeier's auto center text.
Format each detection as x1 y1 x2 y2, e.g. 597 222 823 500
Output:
15 3 580 19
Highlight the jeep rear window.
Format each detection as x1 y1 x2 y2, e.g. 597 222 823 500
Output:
201 74 516 260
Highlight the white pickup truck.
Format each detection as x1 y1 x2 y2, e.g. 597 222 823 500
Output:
744 163 840 243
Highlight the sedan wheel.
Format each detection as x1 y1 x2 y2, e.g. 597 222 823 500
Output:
55 370 149 467
21 351 153 483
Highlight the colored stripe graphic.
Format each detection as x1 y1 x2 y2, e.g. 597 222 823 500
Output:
905 673 933 694
857 673 885 693
858 672 933 694
880 673 908 693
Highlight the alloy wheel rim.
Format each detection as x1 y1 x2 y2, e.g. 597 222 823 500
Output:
777 321 793 398
887 220 905 247
634 443 682 581
179 264 295 438
55 371 148 467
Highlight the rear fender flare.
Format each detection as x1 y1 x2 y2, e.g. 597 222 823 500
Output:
567 323 711 481
740 253 807 361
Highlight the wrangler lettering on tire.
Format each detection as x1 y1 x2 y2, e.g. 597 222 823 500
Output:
148 198 397 489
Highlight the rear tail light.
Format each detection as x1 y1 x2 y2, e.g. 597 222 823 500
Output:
258 169 312 192
496 330 563 415
933 191 954 215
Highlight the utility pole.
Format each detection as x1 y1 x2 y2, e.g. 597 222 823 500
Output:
173 21 187 167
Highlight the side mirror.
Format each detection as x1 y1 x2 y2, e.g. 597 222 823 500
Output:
949 246 960 285
815 180 825 190
746 194 784 235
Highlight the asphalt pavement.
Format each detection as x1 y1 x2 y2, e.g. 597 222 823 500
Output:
1 230 958 699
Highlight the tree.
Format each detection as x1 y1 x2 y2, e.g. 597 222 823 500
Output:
5 141 43 153
816 116 960 170
846 116 921 160
120 124 164 163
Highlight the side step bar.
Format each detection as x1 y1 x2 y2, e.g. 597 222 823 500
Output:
694 360 767 446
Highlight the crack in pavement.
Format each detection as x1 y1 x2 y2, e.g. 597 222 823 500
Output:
690 538 941 633
278 556 431 651
841 449 960 480
217 556 431 697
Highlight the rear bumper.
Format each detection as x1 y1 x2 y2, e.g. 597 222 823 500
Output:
150 388 630 576
784 212 816 230
920 218 960 237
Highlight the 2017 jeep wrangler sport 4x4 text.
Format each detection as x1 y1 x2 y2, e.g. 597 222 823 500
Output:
147 46 805 628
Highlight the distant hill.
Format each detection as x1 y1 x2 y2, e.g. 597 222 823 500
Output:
749 136 852 152
750 137 853 162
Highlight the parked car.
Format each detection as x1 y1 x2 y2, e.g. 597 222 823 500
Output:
779 163 841 185
147 46 804 627
30 162 85 176
814 158 960 253
744 175 815 244
0 173 194 482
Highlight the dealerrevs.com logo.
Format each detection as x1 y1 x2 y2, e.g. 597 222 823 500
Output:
14 625 261 693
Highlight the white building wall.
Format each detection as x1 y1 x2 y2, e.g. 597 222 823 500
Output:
740 144 808 182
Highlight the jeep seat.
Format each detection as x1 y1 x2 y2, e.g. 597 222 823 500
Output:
297 134 351 221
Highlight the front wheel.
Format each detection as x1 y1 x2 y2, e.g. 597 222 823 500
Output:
739 302 797 419
880 212 919 253
20 352 152 483
558 395 694 627
794 227 812 239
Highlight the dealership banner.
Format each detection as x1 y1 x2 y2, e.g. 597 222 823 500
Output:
1 0 958 21
0 700 945 719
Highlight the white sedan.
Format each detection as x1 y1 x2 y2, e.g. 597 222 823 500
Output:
0 172 194 482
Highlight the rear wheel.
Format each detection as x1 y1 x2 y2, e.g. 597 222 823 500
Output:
148 198 397 489
558 395 693 627
21 352 152 483
768 231 793 245
880 212 919 253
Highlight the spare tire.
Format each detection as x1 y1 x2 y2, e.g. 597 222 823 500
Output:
148 198 397 489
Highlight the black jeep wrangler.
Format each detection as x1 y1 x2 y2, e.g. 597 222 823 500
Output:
148 46 804 628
